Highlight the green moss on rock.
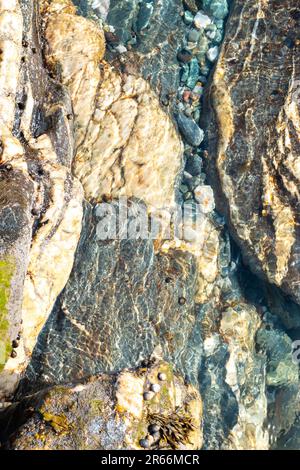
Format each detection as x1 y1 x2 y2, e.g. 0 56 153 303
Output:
0 257 15 372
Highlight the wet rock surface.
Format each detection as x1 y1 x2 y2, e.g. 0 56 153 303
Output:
104 0 186 109
0 0 299 452
2 359 203 450
21 200 202 390
0 0 83 400
203 0 300 304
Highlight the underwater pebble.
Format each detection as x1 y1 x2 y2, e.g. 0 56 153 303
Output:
215 18 224 29
207 46 219 62
180 183 189 194
184 11 194 25
183 171 193 182
200 64 210 76
152 431 161 442
193 109 201 122
115 44 127 54
198 75 207 84
187 175 202 191
91 0 110 21
182 88 190 100
221 267 230 277
184 191 193 201
177 49 192 63
203 0 229 20
192 83 203 95
206 28 217 40
194 11 212 29
180 65 190 84
186 58 200 89
176 113 204 147
194 185 215 213
188 29 200 42
197 35 209 57
185 155 203 176
216 30 224 43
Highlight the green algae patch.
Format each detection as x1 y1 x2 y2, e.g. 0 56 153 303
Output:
90 399 104 415
40 410 72 435
0 256 15 372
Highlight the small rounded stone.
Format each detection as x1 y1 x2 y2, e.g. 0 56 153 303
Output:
158 372 167 381
188 29 200 43
148 423 160 434
177 49 192 63
150 383 161 393
31 208 39 216
104 31 119 44
147 434 154 444
152 431 161 442
143 391 155 401
4 163 13 171
12 339 19 349
178 297 186 305
139 437 152 449
11 350 17 358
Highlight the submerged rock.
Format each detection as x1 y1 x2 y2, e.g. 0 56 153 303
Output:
200 301 269 450
0 0 299 453
203 0 300 305
194 11 212 30
202 0 229 20
105 0 187 109
257 328 299 387
20 200 203 390
176 113 204 146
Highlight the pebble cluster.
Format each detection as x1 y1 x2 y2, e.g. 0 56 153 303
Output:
10 332 21 359
140 370 167 449
176 0 228 213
